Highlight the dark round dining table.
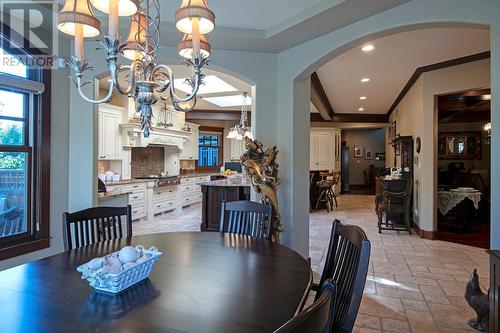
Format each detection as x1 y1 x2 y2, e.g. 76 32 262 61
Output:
0 232 312 333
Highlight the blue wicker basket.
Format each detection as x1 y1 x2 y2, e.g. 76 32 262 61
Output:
77 245 162 294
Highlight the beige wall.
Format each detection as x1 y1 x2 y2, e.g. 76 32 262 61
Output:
386 59 490 231
343 129 386 185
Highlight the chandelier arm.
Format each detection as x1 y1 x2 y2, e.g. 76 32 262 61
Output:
152 64 202 104
113 60 143 96
77 76 114 104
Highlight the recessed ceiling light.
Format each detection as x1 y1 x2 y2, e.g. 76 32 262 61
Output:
359 96 367 100
204 95 252 107
361 44 374 52
174 75 237 95
361 78 370 83
358 107 364 111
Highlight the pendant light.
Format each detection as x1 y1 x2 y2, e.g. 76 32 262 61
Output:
58 0 101 58
178 34 211 60
123 11 149 61
227 92 252 141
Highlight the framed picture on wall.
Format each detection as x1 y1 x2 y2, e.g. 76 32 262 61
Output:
391 121 397 141
365 147 373 160
354 145 363 158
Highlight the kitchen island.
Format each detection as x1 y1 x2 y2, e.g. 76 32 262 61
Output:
199 179 251 232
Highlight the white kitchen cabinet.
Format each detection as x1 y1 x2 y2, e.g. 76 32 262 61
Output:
230 139 246 161
180 123 199 160
310 128 341 171
123 182 147 220
98 105 122 160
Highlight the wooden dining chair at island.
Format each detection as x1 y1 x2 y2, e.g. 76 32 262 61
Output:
315 172 340 212
63 205 132 250
219 200 273 240
0 207 24 237
274 279 336 333
310 220 371 333
376 179 412 234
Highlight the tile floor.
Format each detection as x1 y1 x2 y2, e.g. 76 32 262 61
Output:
133 195 490 333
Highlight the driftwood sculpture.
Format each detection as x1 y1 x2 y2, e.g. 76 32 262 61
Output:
241 138 282 242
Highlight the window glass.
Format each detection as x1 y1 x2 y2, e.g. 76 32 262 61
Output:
0 152 28 238
0 90 25 118
0 48 28 78
0 120 24 145
198 134 220 167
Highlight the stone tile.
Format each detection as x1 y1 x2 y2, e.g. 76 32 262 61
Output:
428 303 477 330
437 279 467 297
381 318 411 333
405 310 438 333
355 314 382 330
401 299 429 312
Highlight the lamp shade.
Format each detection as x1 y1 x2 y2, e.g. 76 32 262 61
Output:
175 0 215 35
58 0 101 37
89 0 139 16
123 12 150 60
178 34 211 59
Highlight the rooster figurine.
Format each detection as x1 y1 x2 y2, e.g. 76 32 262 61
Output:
465 269 489 332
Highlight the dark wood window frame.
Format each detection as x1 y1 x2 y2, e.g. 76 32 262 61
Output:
195 126 224 172
0 26 51 260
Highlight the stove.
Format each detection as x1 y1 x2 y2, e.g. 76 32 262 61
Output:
135 176 181 187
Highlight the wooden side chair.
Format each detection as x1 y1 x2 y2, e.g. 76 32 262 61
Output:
63 205 132 250
0 207 24 237
219 200 273 240
274 279 336 333
311 220 371 333
377 179 412 233
315 172 340 212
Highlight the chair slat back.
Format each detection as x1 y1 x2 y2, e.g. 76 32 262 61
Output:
0 207 24 237
274 279 336 333
63 205 132 250
317 220 371 333
220 200 273 240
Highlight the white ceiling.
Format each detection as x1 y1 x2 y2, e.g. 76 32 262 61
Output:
316 27 490 114
99 64 252 111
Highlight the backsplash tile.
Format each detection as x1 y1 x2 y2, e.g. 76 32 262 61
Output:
131 147 164 178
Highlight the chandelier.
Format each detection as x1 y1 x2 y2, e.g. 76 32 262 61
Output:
227 92 252 140
57 0 215 137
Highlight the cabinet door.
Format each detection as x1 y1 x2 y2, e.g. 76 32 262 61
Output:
310 133 318 170
191 130 199 160
98 110 121 160
180 131 198 160
230 139 245 160
316 132 332 170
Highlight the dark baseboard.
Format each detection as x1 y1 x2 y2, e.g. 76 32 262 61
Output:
411 222 436 240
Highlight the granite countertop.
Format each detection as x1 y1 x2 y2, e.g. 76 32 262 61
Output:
197 179 251 187
104 179 153 186
97 190 132 199
179 172 219 179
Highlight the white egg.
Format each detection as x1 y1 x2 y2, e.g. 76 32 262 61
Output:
87 257 104 271
134 256 149 264
102 263 121 275
122 262 136 270
118 246 140 264
105 256 122 268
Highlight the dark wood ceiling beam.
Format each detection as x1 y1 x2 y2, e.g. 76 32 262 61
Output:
387 51 490 116
185 110 248 122
311 72 335 121
311 113 388 123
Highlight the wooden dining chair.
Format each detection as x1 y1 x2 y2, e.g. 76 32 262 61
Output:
311 220 370 333
274 279 336 333
219 200 273 240
63 205 132 250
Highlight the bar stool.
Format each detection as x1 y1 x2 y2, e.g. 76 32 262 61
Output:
315 172 340 212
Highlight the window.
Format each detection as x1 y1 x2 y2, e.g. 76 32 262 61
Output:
0 34 50 260
196 128 224 171
198 134 221 167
